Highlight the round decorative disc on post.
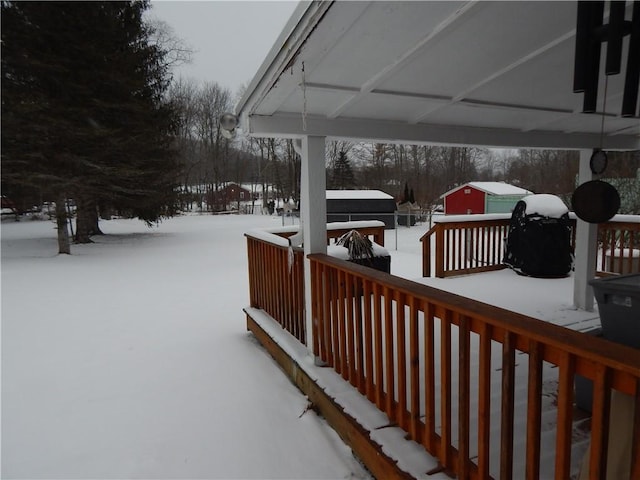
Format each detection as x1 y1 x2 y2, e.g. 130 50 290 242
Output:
571 180 620 223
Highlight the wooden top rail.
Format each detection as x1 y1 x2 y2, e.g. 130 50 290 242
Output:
248 221 386 247
245 229 291 248
419 215 512 242
309 252 640 393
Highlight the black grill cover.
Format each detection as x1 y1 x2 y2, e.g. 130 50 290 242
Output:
503 199 574 278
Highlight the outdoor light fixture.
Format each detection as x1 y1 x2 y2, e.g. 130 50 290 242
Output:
573 1 640 117
219 112 239 139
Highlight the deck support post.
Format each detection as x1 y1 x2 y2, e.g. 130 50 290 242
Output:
300 135 327 355
573 149 597 311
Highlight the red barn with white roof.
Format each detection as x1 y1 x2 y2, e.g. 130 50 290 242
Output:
441 182 532 215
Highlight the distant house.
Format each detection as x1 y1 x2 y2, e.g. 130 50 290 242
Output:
326 190 397 229
209 183 255 211
441 182 532 215
1 195 18 219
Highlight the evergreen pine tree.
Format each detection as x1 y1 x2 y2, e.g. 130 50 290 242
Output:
1 1 180 251
331 150 356 190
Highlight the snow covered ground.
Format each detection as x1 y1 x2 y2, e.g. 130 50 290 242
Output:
2 215 370 479
1 214 599 478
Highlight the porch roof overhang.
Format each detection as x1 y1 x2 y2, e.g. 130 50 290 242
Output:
236 1 639 151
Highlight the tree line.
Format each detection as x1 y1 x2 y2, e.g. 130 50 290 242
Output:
3 2 638 255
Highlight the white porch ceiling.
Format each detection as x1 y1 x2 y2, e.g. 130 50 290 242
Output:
237 1 640 150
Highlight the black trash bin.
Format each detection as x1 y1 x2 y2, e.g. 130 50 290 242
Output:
503 194 574 278
588 273 640 349
577 274 640 412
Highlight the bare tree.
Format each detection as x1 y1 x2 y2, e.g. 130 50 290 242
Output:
146 18 193 72
194 82 233 210
167 78 201 210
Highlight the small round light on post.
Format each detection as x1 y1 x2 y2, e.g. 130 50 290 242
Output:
219 113 239 139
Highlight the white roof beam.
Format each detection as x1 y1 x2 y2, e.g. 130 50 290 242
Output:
327 1 481 119
246 113 639 151
410 30 577 124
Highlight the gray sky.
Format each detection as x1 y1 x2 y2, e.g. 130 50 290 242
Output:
148 1 299 94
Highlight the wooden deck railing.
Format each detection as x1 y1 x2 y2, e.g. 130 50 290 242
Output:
597 216 640 276
421 215 640 278
246 231 306 344
420 215 512 278
309 253 640 480
245 221 386 345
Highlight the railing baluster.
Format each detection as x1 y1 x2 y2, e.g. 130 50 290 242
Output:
456 227 460 270
473 225 478 268
296 250 304 341
608 230 616 273
440 310 453 470
272 246 279 322
384 286 395 420
330 267 340 368
354 274 365 392
630 230 636 273
422 229 432 277
435 224 444 277
599 226 608 272
320 263 331 361
338 269 348 379
409 295 420 442
374 282 384 410
280 249 289 335
525 339 543 480
493 225 499 265
346 271 356 383
554 351 575 480
477 322 492 478
311 259 319 356
458 314 471 479
631 382 640 479
500 331 516 480
424 301 436 453
396 291 407 430
588 364 611 479
482 225 487 266
363 278 374 398
291 250 296 340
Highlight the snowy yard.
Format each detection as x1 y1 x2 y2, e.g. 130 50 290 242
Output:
1 215 370 479
1 214 599 478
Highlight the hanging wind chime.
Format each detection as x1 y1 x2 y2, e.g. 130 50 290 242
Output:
571 1 638 223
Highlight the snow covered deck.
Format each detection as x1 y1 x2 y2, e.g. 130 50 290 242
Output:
246 219 640 480
3 214 638 479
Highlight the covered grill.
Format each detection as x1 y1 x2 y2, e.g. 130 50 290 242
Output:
503 194 574 278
